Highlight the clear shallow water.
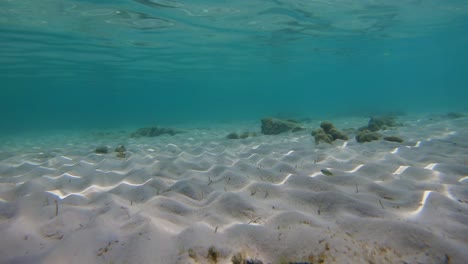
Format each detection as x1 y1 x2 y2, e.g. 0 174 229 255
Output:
1 0 468 134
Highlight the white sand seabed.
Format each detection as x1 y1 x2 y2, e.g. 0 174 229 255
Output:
0 115 467 264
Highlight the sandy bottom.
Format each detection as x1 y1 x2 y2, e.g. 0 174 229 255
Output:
1 115 467 264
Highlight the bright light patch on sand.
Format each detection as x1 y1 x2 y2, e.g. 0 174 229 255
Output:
75 185 111 195
441 184 457 201
275 173 293 185
406 188 457 217
151 220 180 233
252 145 260 150
428 131 456 142
204 151 219 156
16 161 41 167
121 179 153 187
246 153 258 159
46 189 85 199
64 173 82 179
424 163 438 170
80 160 96 166
346 164 364 173
326 156 351 163
391 148 399 154
47 179 153 200
393 165 410 175
38 166 55 171
459 176 468 183
44 172 82 180
442 131 456 137
60 155 73 161
408 190 432 216
285 150 294 155
309 171 323 177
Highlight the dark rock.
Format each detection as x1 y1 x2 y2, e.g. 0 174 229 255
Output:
116 152 126 158
232 252 263 264
286 119 300 123
356 130 382 143
367 122 382 132
245 260 263 264
384 136 404 143
312 121 348 144
312 128 333 144
320 121 335 133
131 126 182 138
207 246 218 263
447 112 465 119
328 127 349 141
231 253 243 264
115 145 126 152
358 126 370 132
227 132 256 139
227 132 239 139
188 248 196 260
239 132 250 139
95 146 108 154
261 118 303 135
368 116 400 131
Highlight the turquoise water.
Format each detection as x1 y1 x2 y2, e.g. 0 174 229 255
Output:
1 0 468 134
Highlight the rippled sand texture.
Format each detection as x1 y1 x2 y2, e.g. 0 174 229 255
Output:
1 115 468 263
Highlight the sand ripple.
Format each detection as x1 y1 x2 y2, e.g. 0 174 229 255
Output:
1 117 467 263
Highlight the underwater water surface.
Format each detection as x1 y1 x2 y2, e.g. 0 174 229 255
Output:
1 0 468 134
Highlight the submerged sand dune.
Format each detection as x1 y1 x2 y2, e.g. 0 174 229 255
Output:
0 115 467 264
